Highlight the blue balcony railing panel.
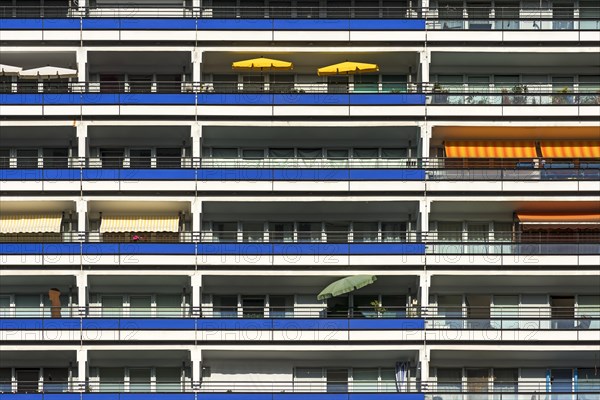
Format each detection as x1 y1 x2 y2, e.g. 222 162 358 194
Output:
119 319 196 330
348 169 425 180
349 318 425 330
0 18 43 29
200 319 274 330
348 243 425 255
198 169 274 181
348 19 426 30
272 319 349 330
120 18 197 30
197 18 274 30
81 19 121 29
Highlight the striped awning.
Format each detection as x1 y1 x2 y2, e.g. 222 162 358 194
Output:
0 214 63 234
99 215 180 233
539 141 600 158
445 141 537 158
517 213 600 230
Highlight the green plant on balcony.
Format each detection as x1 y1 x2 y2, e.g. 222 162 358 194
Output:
432 82 449 103
553 86 572 104
370 300 387 317
510 84 528 104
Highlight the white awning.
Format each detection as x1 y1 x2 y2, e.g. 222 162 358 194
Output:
0 214 63 234
99 216 180 233
0 64 22 76
19 66 78 79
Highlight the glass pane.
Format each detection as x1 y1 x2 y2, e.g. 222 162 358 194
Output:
243 222 264 242
212 148 238 158
15 295 40 317
242 296 265 318
327 149 349 159
382 75 407 92
437 222 463 241
0 296 10 317
16 149 38 168
467 223 489 241
99 368 124 392
494 368 518 392
270 295 294 318
156 148 181 168
242 149 264 159
298 222 322 242
325 222 350 243
353 369 378 392
268 222 294 243
382 295 407 317
437 368 462 391
0 368 11 393
326 369 348 393
102 296 124 317
381 148 407 158
354 75 379 93
212 222 237 242
353 222 379 242
156 368 181 393
130 296 152 317
43 368 68 393
129 369 151 393
156 294 182 317
382 222 406 242
213 295 237 318
129 149 151 168
269 148 295 158
353 148 379 158
42 148 68 168
297 148 322 158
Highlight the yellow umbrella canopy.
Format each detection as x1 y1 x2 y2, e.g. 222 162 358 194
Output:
317 61 379 76
232 57 294 71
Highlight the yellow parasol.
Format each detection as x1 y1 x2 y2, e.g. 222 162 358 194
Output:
317 61 379 76
232 57 294 72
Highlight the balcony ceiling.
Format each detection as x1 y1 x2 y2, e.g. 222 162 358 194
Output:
431 52 600 68
204 349 418 362
0 126 76 147
88 126 190 147
89 274 190 290
0 275 77 290
431 126 600 141
203 126 418 147
431 350 600 367
0 51 76 70
88 51 191 75
0 351 75 368
89 350 190 366
431 201 600 218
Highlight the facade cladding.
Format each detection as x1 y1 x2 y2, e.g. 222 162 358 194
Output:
0 0 600 399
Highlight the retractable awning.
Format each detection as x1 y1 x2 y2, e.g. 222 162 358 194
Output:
99 216 180 233
539 141 600 158
0 214 63 234
516 213 600 230
445 141 537 158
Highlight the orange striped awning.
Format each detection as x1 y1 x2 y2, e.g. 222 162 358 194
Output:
540 141 600 159
0 214 63 234
99 215 179 233
445 141 537 158
517 213 600 230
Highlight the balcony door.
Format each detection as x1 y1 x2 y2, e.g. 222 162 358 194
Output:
130 296 152 317
16 149 38 169
551 296 575 329
241 296 265 318
325 222 350 243
326 368 348 393
549 369 573 395
465 294 491 329
129 368 152 393
102 295 125 317
129 149 152 168
16 369 39 393
466 368 490 393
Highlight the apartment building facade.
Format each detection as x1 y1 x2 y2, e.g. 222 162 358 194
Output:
0 0 599 399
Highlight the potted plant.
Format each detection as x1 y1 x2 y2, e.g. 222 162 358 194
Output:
370 300 386 317
553 86 571 105
510 84 528 104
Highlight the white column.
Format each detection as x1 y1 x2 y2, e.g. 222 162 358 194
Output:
77 349 87 390
192 0 201 16
192 199 202 241
419 50 430 87
76 48 88 85
420 123 432 159
191 349 202 390
76 122 87 160
418 199 430 236
191 123 202 166
77 274 88 315
419 273 430 315
419 347 430 389
77 199 88 236
192 50 202 84
191 274 202 317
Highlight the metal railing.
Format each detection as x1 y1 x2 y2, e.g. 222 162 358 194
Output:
1 380 599 395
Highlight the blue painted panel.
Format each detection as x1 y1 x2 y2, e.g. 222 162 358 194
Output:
199 319 273 330
81 243 120 255
42 19 81 30
349 19 426 30
273 19 350 30
272 243 348 255
349 94 426 105
200 395 272 400
0 243 43 254
40 395 82 400
197 19 273 30
42 243 81 255
120 396 194 400
122 243 196 255
348 318 425 330
198 169 274 181
0 319 43 330
351 395 425 400
81 395 120 400
0 94 43 104
273 169 350 181
0 169 43 181
273 93 348 105
81 319 120 329
82 169 120 180
81 93 120 105
348 169 425 181
272 319 348 330
198 93 273 105
43 169 82 181
43 318 81 330
118 93 196 105
199 243 272 255
273 395 348 400
42 94 82 104
118 319 196 330
118 169 196 180
120 19 197 30
348 243 425 255
82 19 121 30
0 19 43 29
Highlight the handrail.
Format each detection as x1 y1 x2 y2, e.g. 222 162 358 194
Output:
2 157 599 170
0 380 598 394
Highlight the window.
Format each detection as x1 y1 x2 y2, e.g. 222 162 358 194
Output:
99 368 124 392
241 296 265 318
382 295 407 318
16 149 38 169
382 222 406 242
437 368 462 392
43 148 69 168
325 222 350 243
128 75 153 93
156 148 181 168
0 148 10 168
269 295 294 318
382 75 407 93
242 222 264 242
353 222 379 242
298 222 322 242
156 368 181 393
269 148 295 158
212 222 237 242
354 75 379 93
353 148 379 158
297 148 322 158
212 148 238 158
43 368 68 393
213 295 237 318
270 74 294 93
242 149 265 159
437 222 463 241
0 368 11 393
381 148 407 158
353 369 378 392
129 149 152 168
268 222 294 242
100 148 124 168
212 75 238 93
326 149 349 159
493 368 518 392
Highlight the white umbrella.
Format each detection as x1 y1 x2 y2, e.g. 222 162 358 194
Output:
19 66 78 80
0 64 22 76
